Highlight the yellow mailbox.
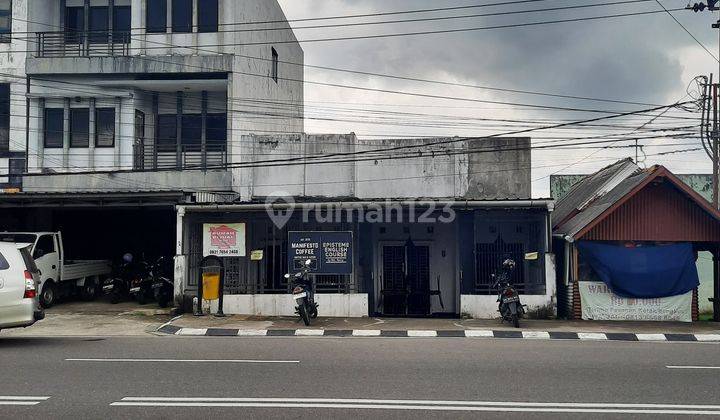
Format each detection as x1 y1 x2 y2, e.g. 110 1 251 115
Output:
202 272 221 301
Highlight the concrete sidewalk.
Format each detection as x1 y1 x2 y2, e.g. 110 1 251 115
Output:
164 314 720 335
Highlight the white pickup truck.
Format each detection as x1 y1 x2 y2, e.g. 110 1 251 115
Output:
0 232 112 308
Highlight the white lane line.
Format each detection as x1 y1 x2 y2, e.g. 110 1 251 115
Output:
522 331 550 339
66 359 299 364
636 334 667 341
236 330 268 336
352 330 381 336
577 333 607 340
295 329 324 336
109 402 720 414
667 366 720 370
176 328 208 336
464 330 494 338
0 402 42 406
0 397 50 401
407 330 437 337
695 334 720 342
117 397 720 409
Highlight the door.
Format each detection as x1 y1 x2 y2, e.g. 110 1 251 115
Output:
33 234 59 289
379 244 431 316
133 110 146 170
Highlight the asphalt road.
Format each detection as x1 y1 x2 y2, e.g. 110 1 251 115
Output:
0 335 719 419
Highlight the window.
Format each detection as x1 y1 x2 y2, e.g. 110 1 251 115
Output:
0 0 11 42
34 235 55 259
113 6 131 43
0 251 9 270
206 113 227 147
271 47 279 82
0 84 8 153
172 0 192 33
157 115 177 146
146 0 167 33
95 108 115 147
197 0 218 33
20 247 38 273
8 157 23 186
181 114 202 146
70 108 89 148
44 109 64 149
88 6 109 43
65 6 85 43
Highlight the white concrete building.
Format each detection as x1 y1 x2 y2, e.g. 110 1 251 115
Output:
0 0 303 191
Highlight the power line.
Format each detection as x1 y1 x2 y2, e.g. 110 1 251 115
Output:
654 0 719 62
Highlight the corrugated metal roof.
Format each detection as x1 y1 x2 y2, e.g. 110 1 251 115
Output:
552 158 640 229
554 169 652 238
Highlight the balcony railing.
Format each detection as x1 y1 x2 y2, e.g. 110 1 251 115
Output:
133 143 228 171
36 31 131 58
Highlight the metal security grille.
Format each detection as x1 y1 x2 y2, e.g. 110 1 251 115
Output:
224 257 251 294
475 237 525 294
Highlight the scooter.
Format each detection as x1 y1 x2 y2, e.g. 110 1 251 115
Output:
150 257 174 308
493 259 526 328
284 259 318 326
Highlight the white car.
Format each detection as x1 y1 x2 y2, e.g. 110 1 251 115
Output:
0 242 44 331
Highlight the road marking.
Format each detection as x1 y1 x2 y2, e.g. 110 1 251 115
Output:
464 330 494 338
666 366 720 370
236 329 268 336
0 396 50 406
407 330 437 337
695 334 720 342
65 358 299 364
111 398 720 414
295 329 324 336
636 334 667 341
577 333 607 340
352 329 381 336
176 328 207 336
522 331 550 339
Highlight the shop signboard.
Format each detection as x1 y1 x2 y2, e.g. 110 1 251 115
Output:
579 281 692 322
203 223 246 257
288 231 353 274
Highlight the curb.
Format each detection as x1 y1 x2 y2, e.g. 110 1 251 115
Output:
156 325 720 342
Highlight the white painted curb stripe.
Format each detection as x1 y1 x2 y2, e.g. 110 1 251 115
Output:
295 329 324 336
464 330 494 338
636 334 667 341
694 334 720 342
666 366 720 370
407 330 437 337
66 358 299 364
522 331 550 339
577 333 607 340
352 330 381 336
176 328 208 336
236 330 268 336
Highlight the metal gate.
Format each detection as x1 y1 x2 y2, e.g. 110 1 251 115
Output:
475 237 525 294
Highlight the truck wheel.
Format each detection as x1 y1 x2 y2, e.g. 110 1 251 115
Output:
40 282 57 308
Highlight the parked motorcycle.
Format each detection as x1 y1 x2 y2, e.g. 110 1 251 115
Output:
104 253 148 304
284 259 318 326
149 257 174 308
493 259 525 328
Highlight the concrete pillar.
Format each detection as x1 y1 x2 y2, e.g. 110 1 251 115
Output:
114 97 122 169
176 91 183 169
174 206 186 305
88 98 96 170
131 0 144 54
201 90 207 170
37 98 45 170
152 92 159 169
62 98 70 171
192 0 198 50
83 0 90 55
108 0 115 53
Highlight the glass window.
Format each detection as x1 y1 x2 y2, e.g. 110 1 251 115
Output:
95 108 115 147
197 0 218 33
34 235 55 259
181 114 202 146
0 251 9 270
8 157 24 186
206 113 227 147
172 0 192 33
20 247 38 273
147 0 167 33
70 108 89 148
0 84 8 152
65 6 85 43
0 0 11 42
271 47 279 82
89 6 109 43
113 6 131 43
157 114 177 146
44 108 64 149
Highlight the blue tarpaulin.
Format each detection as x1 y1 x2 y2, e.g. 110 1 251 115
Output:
577 242 699 299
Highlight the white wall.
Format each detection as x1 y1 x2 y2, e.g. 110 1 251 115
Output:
210 294 369 317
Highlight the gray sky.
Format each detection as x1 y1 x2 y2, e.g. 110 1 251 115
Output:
277 0 718 196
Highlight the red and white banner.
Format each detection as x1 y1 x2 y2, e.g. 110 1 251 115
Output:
203 223 246 257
